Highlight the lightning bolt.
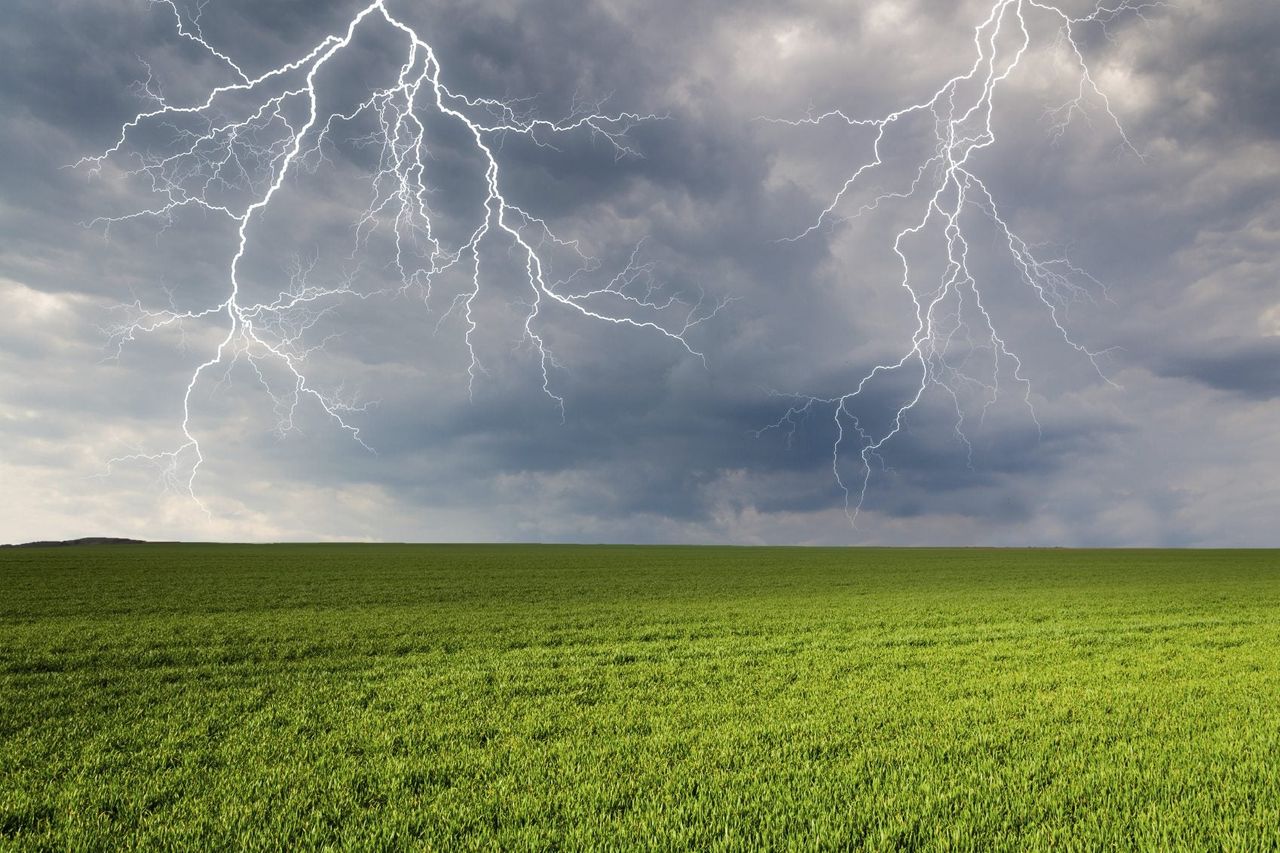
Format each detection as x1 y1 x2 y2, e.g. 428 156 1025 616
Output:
78 0 725 509
760 0 1159 525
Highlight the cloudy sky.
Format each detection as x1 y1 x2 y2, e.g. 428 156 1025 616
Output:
1 0 1277 546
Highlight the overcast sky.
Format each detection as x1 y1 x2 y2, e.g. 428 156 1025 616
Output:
2 0 1277 546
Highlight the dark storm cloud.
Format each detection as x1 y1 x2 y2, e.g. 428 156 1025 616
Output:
1153 337 1280 400
2 0 1278 545
1126 0 1280 142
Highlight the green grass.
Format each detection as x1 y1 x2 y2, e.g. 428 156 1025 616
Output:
2 545 1279 850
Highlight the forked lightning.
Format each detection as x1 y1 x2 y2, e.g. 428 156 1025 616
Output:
80 0 723 508
763 0 1158 523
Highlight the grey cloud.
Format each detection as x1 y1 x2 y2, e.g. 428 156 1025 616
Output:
1153 336 1280 399
1 0 1278 545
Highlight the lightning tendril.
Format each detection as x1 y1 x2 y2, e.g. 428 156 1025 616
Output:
760 0 1158 524
79 0 724 509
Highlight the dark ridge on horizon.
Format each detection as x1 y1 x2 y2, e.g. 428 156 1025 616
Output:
2 540 1267 550
1 537 151 549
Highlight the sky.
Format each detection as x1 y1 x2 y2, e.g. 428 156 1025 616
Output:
1 0 1277 546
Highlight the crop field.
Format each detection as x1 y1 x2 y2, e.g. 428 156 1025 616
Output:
2 544 1279 849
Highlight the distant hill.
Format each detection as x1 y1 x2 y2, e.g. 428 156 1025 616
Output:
1 537 150 549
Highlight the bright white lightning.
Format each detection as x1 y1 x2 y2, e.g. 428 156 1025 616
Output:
79 0 724 508
761 0 1158 524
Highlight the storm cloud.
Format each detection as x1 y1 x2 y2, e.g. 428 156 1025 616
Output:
1 0 1278 546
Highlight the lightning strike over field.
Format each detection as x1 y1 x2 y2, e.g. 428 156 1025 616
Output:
764 0 1158 524
79 0 721 507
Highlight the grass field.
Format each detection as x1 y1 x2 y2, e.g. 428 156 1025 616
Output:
2 544 1279 849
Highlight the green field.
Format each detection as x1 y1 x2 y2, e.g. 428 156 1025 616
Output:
2 545 1279 849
